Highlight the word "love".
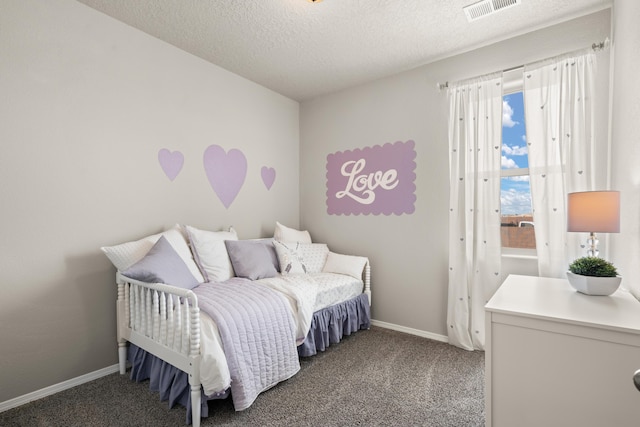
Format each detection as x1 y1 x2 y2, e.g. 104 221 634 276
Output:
335 159 399 204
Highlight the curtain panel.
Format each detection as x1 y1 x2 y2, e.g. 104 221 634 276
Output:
523 52 597 278
446 74 503 351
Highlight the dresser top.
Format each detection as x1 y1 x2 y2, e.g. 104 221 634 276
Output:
486 275 640 334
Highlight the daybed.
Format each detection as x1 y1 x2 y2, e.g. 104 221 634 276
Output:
102 222 371 426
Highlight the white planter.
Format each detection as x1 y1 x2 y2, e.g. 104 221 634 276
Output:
566 271 622 296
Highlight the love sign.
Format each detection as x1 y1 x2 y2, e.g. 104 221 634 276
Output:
326 140 416 215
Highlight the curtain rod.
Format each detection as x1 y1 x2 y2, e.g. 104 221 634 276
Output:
436 38 609 91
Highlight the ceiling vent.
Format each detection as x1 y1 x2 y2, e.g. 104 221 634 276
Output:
463 0 521 22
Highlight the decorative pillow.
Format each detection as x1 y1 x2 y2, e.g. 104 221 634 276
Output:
185 225 237 283
121 236 199 290
224 240 278 280
273 241 307 275
322 251 368 280
101 224 204 283
249 238 280 272
298 243 329 273
273 221 312 244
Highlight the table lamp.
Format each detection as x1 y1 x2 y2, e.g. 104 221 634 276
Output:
567 190 620 257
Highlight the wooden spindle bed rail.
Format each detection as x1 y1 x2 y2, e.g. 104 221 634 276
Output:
116 272 203 426
363 261 371 305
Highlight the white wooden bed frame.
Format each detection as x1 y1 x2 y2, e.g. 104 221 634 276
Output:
116 263 371 427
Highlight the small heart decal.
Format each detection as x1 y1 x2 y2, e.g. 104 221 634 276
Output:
158 149 184 181
261 166 276 190
203 145 247 209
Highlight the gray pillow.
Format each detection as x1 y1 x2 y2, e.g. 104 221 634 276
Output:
121 236 199 290
224 240 278 280
250 238 280 272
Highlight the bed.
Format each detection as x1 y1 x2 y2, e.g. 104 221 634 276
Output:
112 229 371 426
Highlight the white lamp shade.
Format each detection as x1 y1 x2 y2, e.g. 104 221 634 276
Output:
567 191 620 233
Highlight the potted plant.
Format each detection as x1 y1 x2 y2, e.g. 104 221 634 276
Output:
566 256 622 296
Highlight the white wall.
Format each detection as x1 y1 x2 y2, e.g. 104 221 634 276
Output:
610 0 640 297
0 0 299 402
300 9 612 337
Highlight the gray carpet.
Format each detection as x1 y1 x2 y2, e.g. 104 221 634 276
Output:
0 327 485 426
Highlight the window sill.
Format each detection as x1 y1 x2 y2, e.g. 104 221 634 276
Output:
501 253 538 260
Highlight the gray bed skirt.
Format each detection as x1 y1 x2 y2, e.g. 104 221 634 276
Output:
127 292 371 424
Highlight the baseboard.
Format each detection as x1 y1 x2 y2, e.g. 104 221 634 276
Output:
371 319 449 343
0 364 120 413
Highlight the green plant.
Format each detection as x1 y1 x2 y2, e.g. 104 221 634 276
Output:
568 257 618 277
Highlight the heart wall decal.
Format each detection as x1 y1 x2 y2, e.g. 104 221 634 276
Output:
158 149 184 181
203 144 247 209
261 166 276 190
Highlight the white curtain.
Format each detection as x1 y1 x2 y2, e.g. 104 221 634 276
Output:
447 74 503 351
523 52 597 278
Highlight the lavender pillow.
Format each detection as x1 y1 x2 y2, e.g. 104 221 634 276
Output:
121 236 199 290
249 238 280 272
224 240 278 280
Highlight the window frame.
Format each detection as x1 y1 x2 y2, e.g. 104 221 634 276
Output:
501 70 537 257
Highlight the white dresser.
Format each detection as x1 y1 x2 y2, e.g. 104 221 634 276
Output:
485 274 640 427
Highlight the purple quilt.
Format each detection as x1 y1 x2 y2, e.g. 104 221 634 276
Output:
193 278 300 411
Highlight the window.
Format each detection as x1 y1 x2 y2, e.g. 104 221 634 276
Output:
500 87 536 251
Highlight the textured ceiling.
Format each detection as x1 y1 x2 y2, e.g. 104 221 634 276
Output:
75 0 610 101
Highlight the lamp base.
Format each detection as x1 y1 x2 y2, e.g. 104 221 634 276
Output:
585 232 599 257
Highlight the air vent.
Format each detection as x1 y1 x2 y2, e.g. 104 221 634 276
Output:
463 0 521 22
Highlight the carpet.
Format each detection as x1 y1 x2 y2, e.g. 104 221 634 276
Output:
0 327 485 426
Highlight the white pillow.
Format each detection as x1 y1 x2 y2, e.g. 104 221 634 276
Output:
322 251 368 280
185 225 237 283
298 243 329 273
273 241 329 275
101 224 205 283
273 221 312 244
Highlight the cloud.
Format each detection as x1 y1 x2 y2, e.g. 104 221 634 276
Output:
500 188 532 215
501 155 518 169
522 134 527 142
502 144 528 156
506 175 530 182
503 100 518 128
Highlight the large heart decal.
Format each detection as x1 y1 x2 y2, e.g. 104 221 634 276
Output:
158 149 184 181
261 166 276 190
203 145 247 209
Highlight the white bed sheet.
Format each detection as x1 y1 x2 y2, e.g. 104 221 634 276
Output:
196 273 364 396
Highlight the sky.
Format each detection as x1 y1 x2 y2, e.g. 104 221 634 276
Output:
501 92 532 216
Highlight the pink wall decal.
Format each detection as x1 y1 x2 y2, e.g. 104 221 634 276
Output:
158 149 184 181
261 166 276 190
203 144 247 209
326 140 416 215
